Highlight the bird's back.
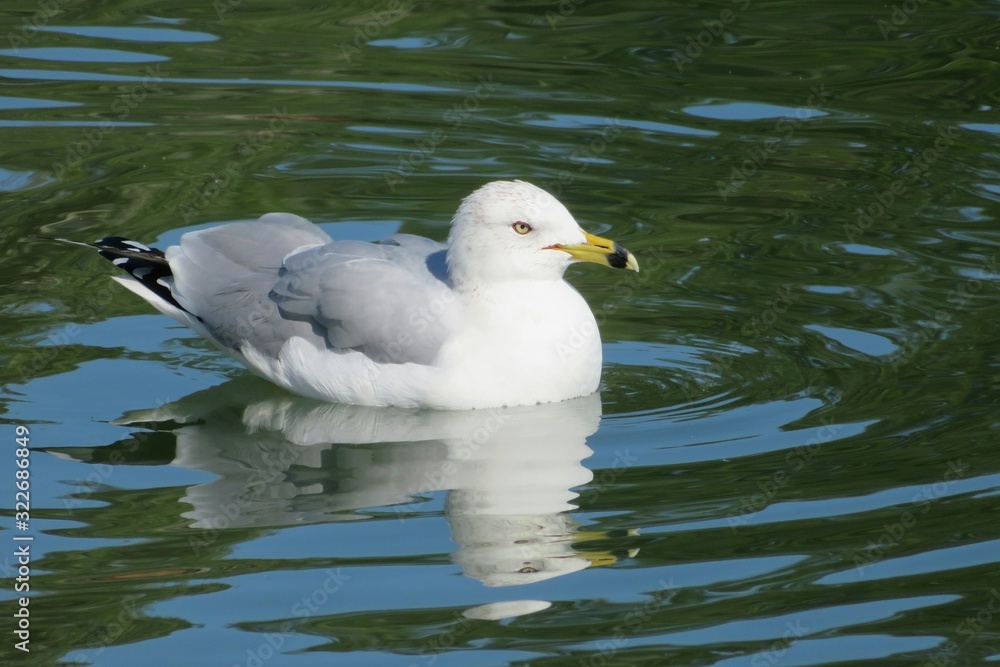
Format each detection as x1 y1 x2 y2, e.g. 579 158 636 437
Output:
167 214 458 367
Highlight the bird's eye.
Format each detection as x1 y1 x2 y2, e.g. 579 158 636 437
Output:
512 221 532 235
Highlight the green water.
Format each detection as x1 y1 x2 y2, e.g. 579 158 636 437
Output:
2 1 1000 665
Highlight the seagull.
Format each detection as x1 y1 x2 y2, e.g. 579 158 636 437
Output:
55 180 638 409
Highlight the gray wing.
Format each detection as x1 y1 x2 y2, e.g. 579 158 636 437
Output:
167 213 334 355
167 213 458 364
270 235 458 364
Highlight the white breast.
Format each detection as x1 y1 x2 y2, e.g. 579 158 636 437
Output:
428 280 603 409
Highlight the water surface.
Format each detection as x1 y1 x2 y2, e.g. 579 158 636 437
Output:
2 1 999 666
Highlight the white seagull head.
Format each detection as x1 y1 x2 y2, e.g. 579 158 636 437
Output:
446 180 638 287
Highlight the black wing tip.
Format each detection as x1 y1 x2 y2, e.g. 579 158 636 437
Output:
50 234 188 313
42 234 166 258
92 237 166 259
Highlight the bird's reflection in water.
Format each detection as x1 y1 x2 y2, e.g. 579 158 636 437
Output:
108 378 626 587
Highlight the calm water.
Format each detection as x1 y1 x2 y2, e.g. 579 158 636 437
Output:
3 1 1000 665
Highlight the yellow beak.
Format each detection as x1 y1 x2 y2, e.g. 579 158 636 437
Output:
549 231 639 272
